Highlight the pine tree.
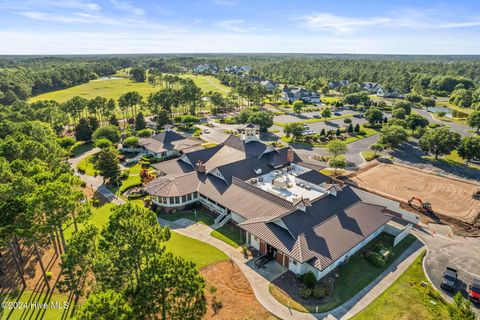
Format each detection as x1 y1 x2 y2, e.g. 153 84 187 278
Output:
75 118 93 142
347 123 354 133
354 123 360 133
135 112 147 131
335 128 341 136
96 148 121 184
320 128 326 136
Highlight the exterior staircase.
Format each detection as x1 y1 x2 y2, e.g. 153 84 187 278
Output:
213 213 231 229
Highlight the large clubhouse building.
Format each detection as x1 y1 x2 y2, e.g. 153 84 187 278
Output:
145 125 411 280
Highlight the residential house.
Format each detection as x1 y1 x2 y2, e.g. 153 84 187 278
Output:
260 80 278 92
362 82 382 93
145 124 409 280
328 80 350 89
192 64 218 74
137 127 202 158
282 87 320 104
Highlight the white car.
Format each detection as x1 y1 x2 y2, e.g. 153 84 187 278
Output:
203 129 210 134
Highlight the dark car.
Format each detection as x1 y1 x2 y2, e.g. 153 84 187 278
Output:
334 112 341 116
440 267 458 292
353 114 364 118
468 277 480 303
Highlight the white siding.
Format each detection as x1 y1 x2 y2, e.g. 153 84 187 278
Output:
247 232 260 250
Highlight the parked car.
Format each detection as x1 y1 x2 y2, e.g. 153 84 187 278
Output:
334 112 341 116
440 267 458 292
313 114 321 118
353 114 364 118
302 130 315 135
303 124 309 128
203 129 210 134
468 277 480 303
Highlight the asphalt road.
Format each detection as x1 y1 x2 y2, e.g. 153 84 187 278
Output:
416 226 480 314
414 107 473 138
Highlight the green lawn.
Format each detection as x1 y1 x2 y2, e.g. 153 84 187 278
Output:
360 151 378 162
352 251 449 320
158 211 215 226
270 233 417 313
64 202 116 240
321 96 341 104
29 78 160 103
76 153 98 176
210 225 245 248
342 126 379 144
70 142 93 157
443 150 480 170
165 232 229 269
178 74 231 96
0 290 75 320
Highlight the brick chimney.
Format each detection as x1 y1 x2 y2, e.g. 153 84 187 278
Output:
287 148 294 163
195 160 206 173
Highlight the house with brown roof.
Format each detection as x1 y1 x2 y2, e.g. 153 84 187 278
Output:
145 124 409 280
137 127 202 158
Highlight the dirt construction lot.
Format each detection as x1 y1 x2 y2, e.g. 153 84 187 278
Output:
200 260 275 320
350 163 480 223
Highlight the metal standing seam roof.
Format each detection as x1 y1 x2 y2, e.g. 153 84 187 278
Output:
138 131 201 153
213 177 295 220
240 201 392 271
151 159 195 176
144 171 199 197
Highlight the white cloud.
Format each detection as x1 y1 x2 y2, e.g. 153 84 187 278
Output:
109 0 145 16
301 11 480 33
2 29 480 55
216 19 262 33
303 13 392 32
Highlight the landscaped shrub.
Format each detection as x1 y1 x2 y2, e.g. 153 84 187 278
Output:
137 128 153 137
365 251 386 267
299 287 313 299
128 193 145 200
312 287 326 299
321 277 335 296
303 271 317 289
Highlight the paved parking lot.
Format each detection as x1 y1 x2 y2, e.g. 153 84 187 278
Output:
273 109 358 124
415 226 480 314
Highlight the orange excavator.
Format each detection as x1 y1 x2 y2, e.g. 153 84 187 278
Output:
408 197 434 215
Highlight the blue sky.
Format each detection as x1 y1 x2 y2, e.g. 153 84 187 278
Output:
1 0 480 54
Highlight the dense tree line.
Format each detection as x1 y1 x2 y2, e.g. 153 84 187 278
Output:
0 57 129 105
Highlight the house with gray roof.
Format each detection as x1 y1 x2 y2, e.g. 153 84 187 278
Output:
260 80 278 92
137 127 202 158
145 124 409 280
282 87 320 104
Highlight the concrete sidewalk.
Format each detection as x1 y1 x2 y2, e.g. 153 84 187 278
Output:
158 218 424 320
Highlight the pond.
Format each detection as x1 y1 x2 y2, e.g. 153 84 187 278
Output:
426 106 469 119
93 76 123 81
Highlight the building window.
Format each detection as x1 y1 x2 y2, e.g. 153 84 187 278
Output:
187 193 192 201
182 195 187 203
193 192 198 198
292 260 297 265
174 197 180 204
